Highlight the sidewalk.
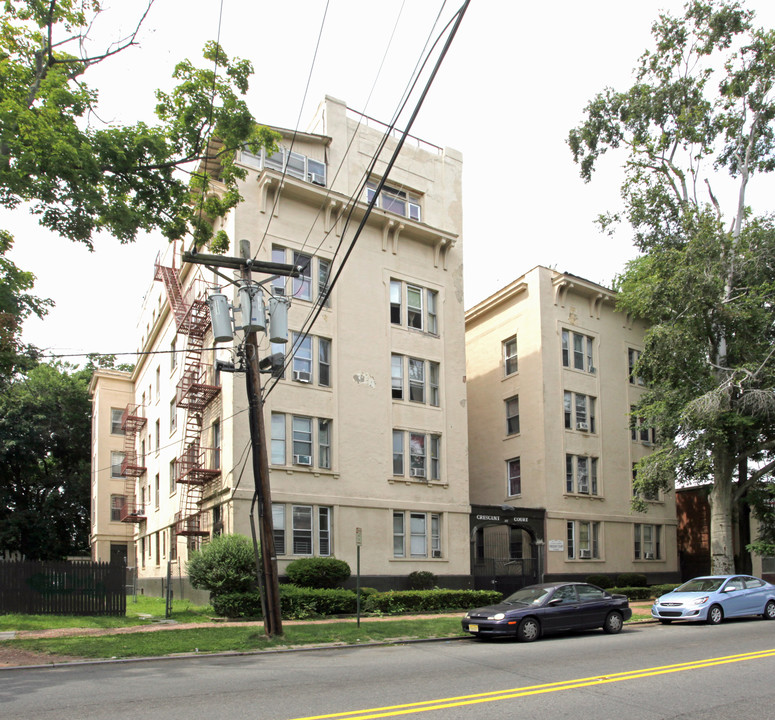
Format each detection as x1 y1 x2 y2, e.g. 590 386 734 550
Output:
1 603 656 668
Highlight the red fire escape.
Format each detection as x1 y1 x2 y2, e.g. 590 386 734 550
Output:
154 256 221 540
119 404 148 522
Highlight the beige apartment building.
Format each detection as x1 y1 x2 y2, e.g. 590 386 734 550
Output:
465 266 679 593
89 96 471 594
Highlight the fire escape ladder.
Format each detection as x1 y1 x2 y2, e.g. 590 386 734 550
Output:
154 262 220 539
119 404 147 522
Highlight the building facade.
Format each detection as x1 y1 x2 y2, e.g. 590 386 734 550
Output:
90 96 470 593
465 266 680 592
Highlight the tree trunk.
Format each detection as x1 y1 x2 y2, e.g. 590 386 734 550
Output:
709 448 736 574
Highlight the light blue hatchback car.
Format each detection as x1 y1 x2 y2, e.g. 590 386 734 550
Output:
652 575 775 625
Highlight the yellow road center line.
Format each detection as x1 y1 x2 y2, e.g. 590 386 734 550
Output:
289 648 775 720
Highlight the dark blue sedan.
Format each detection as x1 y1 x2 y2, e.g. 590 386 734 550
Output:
462 582 632 642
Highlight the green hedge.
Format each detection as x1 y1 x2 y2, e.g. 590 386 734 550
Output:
650 583 682 598
280 585 357 619
585 574 615 589
285 557 352 589
616 573 648 588
363 589 502 614
211 587 503 620
608 586 654 601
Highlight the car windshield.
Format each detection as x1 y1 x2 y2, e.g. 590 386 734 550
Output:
503 586 552 606
675 578 725 593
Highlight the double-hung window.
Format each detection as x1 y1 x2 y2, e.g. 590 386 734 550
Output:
503 335 518 375
507 457 521 496
392 356 440 406
271 413 286 465
390 280 438 333
243 145 326 186
318 419 331 470
630 407 655 444
391 355 404 399
110 408 125 435
292 416 313 465
273 503 332 556
318 338 331 387
566 454 598 495
292 332 313 382
170 397 177 433
110 495 125 522
393 511 441 558
408 358 425 402
634 524 661 560
393 430 441 480
564 391 596 432
562 329 595 373
292 252 312 301
567 520 600 559
506 396 520 435
407 285 424 330
628 348 645 385
111 451 125 478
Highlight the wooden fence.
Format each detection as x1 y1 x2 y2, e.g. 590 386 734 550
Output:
0 560 126 616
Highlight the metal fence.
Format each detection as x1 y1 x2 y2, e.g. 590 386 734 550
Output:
0 560 126 616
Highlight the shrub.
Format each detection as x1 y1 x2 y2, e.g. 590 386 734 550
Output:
285 557 351 589
607 586 653 601
280 584 357 619
187 534 256 597
408 571 437 590
585 574 615 589
212 591 263 619
616 573 648 588
363 589 502 614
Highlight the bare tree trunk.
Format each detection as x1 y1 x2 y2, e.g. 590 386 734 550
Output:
709 448 736 574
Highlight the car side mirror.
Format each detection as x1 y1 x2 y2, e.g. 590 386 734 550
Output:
723 586 737 593
548 598 563 606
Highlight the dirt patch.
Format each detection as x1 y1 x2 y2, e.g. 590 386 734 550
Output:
0 646 86 668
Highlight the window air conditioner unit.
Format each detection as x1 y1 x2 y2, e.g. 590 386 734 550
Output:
294 454 312 466
644 552 655 560
293 370 311 383
576 422 589 432
579 549 592 559
410 468 426 478
432 550 442 558
308 172 325 186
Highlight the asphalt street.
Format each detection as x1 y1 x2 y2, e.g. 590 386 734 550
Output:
2 617 774 719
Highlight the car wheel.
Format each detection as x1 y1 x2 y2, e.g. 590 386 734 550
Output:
603 611 623 634
659 619 673 625
517 617 540 642
763 600 775 620
706 604 723 625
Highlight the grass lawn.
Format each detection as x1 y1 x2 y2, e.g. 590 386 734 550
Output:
3 617 466 660
0 596 213 631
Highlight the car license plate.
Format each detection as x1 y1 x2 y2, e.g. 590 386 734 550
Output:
469 624 479 632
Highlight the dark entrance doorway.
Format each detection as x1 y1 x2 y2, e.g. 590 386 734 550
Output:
110 543 128 565
470 505 545 597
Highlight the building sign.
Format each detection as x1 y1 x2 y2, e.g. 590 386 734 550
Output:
548 540 564 552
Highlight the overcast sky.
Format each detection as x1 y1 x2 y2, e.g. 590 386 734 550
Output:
7 0 775 360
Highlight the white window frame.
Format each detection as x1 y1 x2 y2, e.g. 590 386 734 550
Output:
507 457 521 496
271 413 286 465
318 337 331 387
406 285 424 330
110 451 125 478
562 329 595 373
567 520 600 559
408 357 425 403
292 251 312 301
503 335 518 376
565 391 596 432
506 396 520 435
634 523 661 560
318 419 331 470
110 408 125 435
366 180 422 221
392 430 404 475
391 354 404 399
292 416 313 464
272 503 286 555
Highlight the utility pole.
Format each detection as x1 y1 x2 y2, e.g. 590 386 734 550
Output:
239 240 283 637
184 244 296 637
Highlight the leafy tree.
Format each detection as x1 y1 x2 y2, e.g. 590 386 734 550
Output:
187 534 256 597
0 361 92 559
1 0 280 250
569 0 775 573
